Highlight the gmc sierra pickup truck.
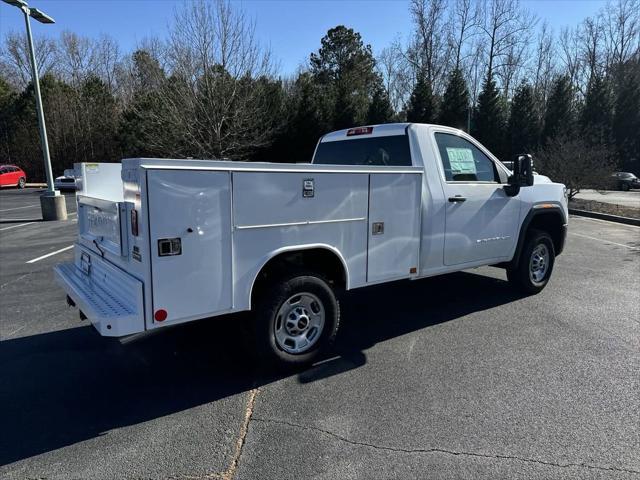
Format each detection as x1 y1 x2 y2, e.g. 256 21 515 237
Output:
55 123 568 366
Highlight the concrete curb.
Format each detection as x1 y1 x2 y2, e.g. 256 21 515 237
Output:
569 208 640 227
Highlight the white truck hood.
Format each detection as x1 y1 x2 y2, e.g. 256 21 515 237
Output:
533 173 552 184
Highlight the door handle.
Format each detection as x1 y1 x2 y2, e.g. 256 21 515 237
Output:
448 195 467 203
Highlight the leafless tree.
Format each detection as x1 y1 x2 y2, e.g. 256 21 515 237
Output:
377 44 402 112
449 0 481 70
139 0 277 160
580 16 606 83
536 136 615 199
464 39 486 105
377 39 413 112
56 31 97 87
407 0 452 93
531 22 556 106
93 35 121 93
602 0 640 69
0 32 57 88
559 26 587 95
495 34 528 97
479 0 534 92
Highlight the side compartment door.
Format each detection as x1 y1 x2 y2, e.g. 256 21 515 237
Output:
367 173 422 283
433 132 520 266
148 170 232 324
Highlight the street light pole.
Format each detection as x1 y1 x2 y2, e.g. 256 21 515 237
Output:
22 6 54 194
2 0 66 220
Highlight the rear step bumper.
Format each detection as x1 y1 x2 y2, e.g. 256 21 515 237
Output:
54 249 145 337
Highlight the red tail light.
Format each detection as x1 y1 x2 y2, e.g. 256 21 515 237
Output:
154 309 167 322
346 126 373 136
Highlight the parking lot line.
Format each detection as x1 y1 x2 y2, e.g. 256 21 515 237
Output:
0 204 40 212
569 232 640 250
0 222 36 232
26 245 73 264
573 216 640 230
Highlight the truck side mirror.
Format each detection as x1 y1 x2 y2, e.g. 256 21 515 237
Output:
505 154 534 196
516 154 535 187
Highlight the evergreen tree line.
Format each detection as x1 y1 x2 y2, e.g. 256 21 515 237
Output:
0 0 638 183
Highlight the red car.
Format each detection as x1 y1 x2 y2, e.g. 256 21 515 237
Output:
0 165 27 188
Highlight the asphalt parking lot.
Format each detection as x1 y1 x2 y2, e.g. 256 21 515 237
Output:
574 189 640 209
1 188 639 480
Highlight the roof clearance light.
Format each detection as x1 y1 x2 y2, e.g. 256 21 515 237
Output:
346 126 373 136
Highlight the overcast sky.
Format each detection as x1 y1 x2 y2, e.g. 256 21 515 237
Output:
0 0 606 74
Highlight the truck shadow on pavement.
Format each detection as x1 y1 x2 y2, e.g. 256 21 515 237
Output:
0 270 526 467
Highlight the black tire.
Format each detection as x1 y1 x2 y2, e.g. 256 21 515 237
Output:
507 229 555 294
253 272 340 368
17 177 25 189
621 183 630 191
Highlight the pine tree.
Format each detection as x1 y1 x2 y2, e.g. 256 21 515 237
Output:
472 76 507 158
366 82 394 124
276 72 329 163
131 50 165 93
508 82 540 159
406 73 437 123
581 74 614 146
310 26 379 130
543 75 575 143
0 77 17 163
80 76 120 162
438 68 469 131
613 60 640 172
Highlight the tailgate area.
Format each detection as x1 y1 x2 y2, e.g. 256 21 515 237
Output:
54 246 145 336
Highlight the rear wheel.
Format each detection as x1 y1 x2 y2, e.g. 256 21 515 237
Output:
17 177 25 189
254 272 339 368
507 229 555 294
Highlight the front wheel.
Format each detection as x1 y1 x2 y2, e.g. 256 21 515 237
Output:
254 273 340 368
17 177 25 189
507 230 555 294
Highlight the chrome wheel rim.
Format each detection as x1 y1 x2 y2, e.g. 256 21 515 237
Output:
529 243 549 286
274 292 325 354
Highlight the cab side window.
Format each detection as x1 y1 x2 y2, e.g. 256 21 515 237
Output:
434 133 499 182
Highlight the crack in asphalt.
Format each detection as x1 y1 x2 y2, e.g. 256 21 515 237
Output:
253 417 640 475
220 387 259 480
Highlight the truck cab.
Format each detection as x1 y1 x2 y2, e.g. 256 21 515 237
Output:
313 123 568 275
55 123 568 368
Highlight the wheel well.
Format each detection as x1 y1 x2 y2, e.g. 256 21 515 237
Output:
251 248 347 304
528 211 564 254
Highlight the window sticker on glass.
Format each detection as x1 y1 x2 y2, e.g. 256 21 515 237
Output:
446 147 476 175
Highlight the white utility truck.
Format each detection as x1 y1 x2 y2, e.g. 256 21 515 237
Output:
55 123 568 366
